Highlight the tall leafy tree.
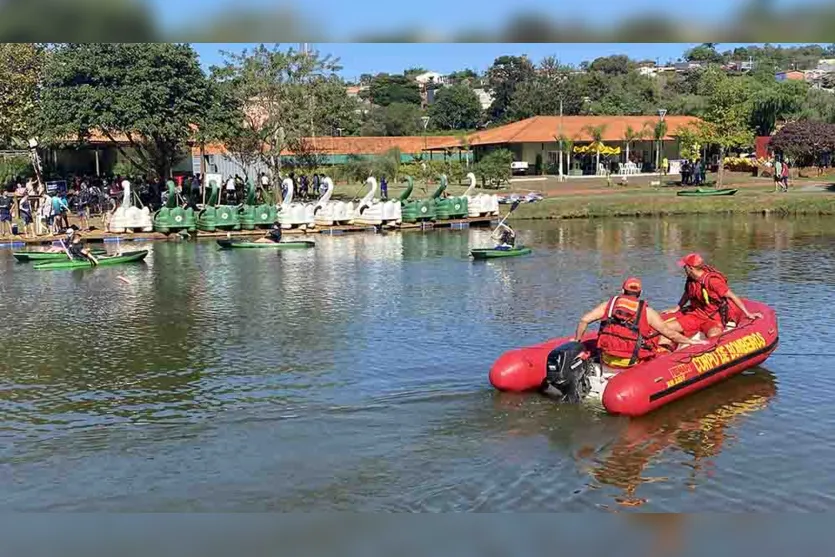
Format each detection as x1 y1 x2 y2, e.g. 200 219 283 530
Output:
485 55 536 121
428 84 482 130
507 57 585 119
39 43 208 179
0 42 45 148
368 74 421 106
698 75 756 187
750 80 809 136
211 44 349 179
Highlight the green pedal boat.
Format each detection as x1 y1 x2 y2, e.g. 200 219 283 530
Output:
216 239 315 250
33 250 149 270
470 246 532 260
13 249 107 262
676 188 738 197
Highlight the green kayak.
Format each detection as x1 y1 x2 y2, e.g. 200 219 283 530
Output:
33 250 149 270
216 239 315 249
470 246 532 260
13 249 107 262
676 188 738 197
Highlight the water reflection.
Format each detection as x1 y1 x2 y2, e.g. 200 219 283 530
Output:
0 214 833 510
487 369 777 510
582 369 777 509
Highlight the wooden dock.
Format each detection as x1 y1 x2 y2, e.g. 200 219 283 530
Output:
0 216 495 247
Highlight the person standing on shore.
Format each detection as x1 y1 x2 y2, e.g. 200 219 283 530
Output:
781 161 790 192
773 159 783 192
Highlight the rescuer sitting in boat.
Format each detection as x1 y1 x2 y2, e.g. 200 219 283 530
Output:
492 222 516 250
253 222 283 244
662 253 763 340
64 228 99 265
573 277 706 369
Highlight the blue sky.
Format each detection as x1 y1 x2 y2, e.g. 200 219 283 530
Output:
192 43 818 81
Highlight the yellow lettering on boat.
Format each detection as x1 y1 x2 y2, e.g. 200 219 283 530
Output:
689 333 767 376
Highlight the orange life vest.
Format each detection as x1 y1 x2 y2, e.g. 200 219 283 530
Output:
597 295 657 366
684 265 734 323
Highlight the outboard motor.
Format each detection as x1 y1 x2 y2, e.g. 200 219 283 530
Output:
543 341 593 403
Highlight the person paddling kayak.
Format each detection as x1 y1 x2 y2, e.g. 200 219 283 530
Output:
64 228 99 265
492 223 516 250
253 222 283 244
662 253 762 339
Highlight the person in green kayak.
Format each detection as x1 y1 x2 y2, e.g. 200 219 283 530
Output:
492 222 516 250
64 228 99 264
253 222 284 244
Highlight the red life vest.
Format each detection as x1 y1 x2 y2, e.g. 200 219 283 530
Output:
597 295 657 365
684 265 733 323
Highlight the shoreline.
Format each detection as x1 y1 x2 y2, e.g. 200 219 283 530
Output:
506 186 835 221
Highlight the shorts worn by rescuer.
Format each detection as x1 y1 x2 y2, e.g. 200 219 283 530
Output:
664 253 763 339
574 277 705 369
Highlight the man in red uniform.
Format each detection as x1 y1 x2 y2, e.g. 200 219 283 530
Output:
574 277 704 369
663 253 763 339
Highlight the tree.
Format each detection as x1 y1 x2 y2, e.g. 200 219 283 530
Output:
698 76 756 187
211 44 345 180
428 84 482 130
368 74 421 106
382 103 423 136
622 124 645 164
360 103 423 136
404 67 427 78
685 43 724 64
448 69 479 85
0 43 45 148
507 57 585 119
40 43 209 180
676 124 703 161
588 55 634 75
646 119 669 171
581 124 608 172
194 76 257 178
311 76 362 136
475 148 512 188
770 121 835 166
373 148 403 182
485 55 536 121
750 80 809 136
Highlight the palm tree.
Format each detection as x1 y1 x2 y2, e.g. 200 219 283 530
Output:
622 125 645 168
653 119 668 172
582 124 608 173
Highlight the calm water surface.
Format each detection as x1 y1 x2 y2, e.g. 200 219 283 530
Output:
1 215 834 511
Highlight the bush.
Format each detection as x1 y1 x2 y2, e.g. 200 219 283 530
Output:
475 149 512 188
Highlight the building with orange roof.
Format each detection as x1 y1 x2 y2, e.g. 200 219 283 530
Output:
430 115 704 175
193 135 465 177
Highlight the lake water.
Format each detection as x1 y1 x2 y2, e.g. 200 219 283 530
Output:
2 215 834 511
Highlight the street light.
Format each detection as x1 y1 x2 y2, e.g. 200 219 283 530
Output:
421 116 430 161
656 108 667 173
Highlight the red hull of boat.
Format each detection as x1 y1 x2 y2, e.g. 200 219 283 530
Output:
489 300 779 417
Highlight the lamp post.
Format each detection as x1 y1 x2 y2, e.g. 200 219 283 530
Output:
657 108 667 173
421 116 430 161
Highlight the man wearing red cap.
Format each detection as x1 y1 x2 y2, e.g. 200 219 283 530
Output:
663 253 762 339
574 277 705 369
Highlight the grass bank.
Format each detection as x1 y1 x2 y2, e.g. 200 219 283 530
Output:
509 188 835 220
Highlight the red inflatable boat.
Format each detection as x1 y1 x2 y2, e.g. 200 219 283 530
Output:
489 299 778 417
